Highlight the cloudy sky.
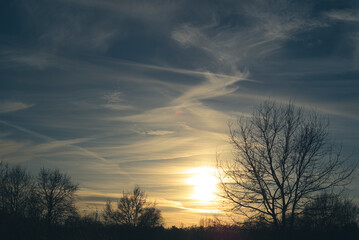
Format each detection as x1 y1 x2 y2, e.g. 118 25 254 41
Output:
1 0 359 226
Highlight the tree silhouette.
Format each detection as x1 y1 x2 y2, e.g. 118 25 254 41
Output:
217 101 355 230
35 168 78 225
0 163 32 216
103 186 163 227
301 193 359 230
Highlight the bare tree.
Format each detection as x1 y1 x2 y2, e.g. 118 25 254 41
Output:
103 186 163 227
36 168 78 224
217 101 355 230
0 163 32 216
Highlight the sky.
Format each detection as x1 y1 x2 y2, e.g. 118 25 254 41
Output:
1 0 359 226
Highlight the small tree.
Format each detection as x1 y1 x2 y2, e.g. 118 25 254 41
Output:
36 168 78 224
217 101 355 230
103 186 163 227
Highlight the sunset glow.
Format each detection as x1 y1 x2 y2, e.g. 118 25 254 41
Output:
1 0 358 228
186 167 219 202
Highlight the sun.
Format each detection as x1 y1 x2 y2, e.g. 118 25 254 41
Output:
186 167 219 202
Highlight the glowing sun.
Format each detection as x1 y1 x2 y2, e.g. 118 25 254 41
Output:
186 167 219 202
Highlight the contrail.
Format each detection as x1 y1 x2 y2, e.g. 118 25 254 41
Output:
0 119 129 175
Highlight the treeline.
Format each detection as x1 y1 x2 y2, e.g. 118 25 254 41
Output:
0 162 166 239
0 162 78 239
1 162 359 240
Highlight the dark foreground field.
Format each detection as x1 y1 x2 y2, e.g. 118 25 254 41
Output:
1 215 358 240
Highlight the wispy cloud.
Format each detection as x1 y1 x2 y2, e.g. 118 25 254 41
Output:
171 1 327 68
54 0 179 23
6 53 53 69
132 128 175 136
0 101 34 114
39 18 118 52
18 0 180 53
324 9 359 22
0 138 30 159
0 120 110 164
173 72 247 105
102 91 134 111
0 46 67 70
29 138 92 153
